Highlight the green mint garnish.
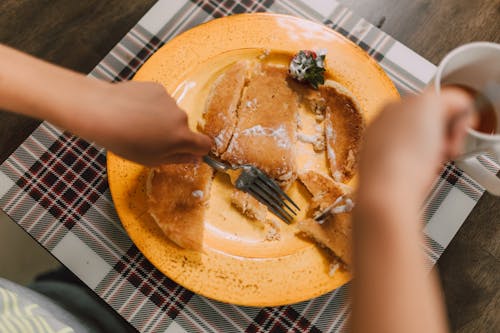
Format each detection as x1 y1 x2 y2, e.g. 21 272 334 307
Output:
289 50 327 89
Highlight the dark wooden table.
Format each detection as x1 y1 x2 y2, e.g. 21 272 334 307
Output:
1 1 498 332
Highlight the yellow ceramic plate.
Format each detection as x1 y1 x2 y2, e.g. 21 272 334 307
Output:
107 13 398 306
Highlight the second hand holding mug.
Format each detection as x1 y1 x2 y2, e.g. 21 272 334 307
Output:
434 42 500 195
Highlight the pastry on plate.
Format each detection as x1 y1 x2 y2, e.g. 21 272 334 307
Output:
298 170 353 266
288 78 327 121
231 190 267 223
200 61 249 156
290 78 364 183
221 63 299 188
231 189 282 241
321 81 364 182
147 162 213 250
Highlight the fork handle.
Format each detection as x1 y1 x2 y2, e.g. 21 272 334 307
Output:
203 155 231 172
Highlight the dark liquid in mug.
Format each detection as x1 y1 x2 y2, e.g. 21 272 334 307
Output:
447 84 497 135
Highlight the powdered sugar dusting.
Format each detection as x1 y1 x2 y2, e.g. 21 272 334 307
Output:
214 128 227 150
330 197 354 214
192 190 204 198
325 123 336 143
329 262 339 277
296 112 303 130
297 132 318 144
297 130 325 151
245 98 258 109
240 124 291 149
327 141 336 168
218 112 228 121
258 49 271 60
325 122 337 171
224 132 239 156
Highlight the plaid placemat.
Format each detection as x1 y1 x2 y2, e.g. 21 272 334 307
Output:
1 0 498 332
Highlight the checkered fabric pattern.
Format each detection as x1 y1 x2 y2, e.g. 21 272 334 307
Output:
1 0 498 332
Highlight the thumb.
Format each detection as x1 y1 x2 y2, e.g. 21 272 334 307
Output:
441 86 475 159
177 131 212 156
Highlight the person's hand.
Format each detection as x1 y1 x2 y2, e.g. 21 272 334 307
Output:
0 44 211 166
357 88 472 210
352 88 472 333
77 81 212 166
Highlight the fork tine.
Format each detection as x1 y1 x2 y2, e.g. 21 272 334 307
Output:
313 210 329 224
248 189 292 224
247 187 293 223
255 178 297 215
250 184 294 222
256 173 300 211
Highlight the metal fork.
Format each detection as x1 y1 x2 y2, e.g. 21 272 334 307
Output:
313 195 354 224
203 155 300 223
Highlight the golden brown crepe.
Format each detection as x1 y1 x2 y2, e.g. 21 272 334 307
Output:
200 61 249 156
290 79 364 182
298 170 346 213
321 82 364 182
231 190 282 241
147 162 213 250
298 216 352 266
298 170 353 266
230 190 267 222
221 63 299 187
288 78 327 121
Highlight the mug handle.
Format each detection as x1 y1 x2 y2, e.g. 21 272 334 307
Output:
455 151 500 196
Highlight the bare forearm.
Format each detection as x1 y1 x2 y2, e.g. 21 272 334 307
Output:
0 44 211 165
351 190 448 333
0 44 106 132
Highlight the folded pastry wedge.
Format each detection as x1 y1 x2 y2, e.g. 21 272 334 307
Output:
291 79 364 182
147 162 213 250
200 61 249 156
321 82 364 182
230 190 267 223
297 171 353 266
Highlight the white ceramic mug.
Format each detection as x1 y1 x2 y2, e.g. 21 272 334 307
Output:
434 42 500 195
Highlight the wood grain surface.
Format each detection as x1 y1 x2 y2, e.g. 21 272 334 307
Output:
1 1 499 332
